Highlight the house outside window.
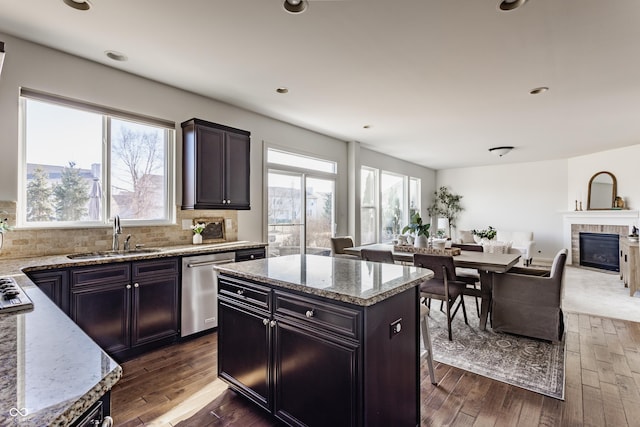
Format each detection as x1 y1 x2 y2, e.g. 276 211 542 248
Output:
19 89 175 227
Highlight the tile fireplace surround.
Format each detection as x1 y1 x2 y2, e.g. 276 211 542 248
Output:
563 210 640 266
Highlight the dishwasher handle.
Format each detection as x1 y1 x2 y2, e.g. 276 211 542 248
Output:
186 259 235 268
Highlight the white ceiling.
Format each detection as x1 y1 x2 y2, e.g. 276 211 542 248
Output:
1 0 639 170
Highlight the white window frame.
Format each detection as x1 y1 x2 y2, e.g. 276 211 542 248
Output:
17 88 176 228
360 166 378 245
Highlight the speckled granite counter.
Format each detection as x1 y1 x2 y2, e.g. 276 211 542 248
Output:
0 240 266 426
214 254 433 306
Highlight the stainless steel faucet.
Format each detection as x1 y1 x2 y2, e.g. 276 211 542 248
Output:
112 215 122 251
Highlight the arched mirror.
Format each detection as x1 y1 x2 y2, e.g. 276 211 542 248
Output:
587 171 617 210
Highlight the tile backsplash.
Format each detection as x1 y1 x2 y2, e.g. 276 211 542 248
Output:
0 201 238 259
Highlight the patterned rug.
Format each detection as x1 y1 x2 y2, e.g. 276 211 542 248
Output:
425 305 566 400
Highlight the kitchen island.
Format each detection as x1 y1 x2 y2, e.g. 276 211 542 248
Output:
215 254 433 427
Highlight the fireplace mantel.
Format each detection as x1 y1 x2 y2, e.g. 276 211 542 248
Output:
562 210 639 265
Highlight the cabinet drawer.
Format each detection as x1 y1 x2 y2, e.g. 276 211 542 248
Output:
235 248 265 262
274 291 360 340
71 264 131 288
219 275 271 311
133 258 179 278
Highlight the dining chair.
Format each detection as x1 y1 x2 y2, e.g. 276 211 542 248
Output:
452 243 483 317
360 248 395 264
420 303 437 385
330 236 359 259
414 253 468 341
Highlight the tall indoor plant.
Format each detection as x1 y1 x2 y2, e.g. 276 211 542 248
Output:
427 186 463 238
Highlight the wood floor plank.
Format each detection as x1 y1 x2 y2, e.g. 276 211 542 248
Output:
561 383 583 426
582 384 605 427
600 381 629 427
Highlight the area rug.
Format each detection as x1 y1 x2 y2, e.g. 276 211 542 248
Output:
425 306 566 400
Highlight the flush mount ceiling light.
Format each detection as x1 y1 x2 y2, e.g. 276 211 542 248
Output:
489 146 514 157
363 125 371 129
105 50 128 62
498 0 528 11
529 86 549 95
276 87 289 94
283 0 308 14
62 0 91 11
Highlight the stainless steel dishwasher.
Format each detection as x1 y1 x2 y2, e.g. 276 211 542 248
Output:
181 251 236 337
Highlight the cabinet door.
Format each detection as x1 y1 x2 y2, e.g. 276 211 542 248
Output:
273 320 359 427
26 269 70 314
195 125 226 207
71 284 131 355
218 297 272 411
131 275 179 347
225 131 251 209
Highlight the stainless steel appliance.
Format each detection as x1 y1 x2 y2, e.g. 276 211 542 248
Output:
181 251 235 337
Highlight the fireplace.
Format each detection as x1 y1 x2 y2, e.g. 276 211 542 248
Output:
579 232 619 272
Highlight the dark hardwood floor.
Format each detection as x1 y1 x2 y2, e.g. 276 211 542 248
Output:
110 311 640 426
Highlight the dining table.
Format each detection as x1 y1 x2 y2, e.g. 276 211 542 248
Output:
343 243 521 330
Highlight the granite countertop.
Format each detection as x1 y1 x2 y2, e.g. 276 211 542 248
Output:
0 241 267 276
0 240 266 426
215 254 433 306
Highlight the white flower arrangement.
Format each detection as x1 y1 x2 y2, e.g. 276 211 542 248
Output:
0 212 10 234
190 222 206 235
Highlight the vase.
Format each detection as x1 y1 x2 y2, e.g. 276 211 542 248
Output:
192 234 203 245
414 234 428 248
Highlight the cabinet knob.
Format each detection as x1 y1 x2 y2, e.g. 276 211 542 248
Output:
237 289 244 296
305 310 314 318
263 318 269 326
126 284 131 289
269 320 277 328
134 283 139 288
250 255 255 259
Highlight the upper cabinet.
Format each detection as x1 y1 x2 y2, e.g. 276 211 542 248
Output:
181 118 251 210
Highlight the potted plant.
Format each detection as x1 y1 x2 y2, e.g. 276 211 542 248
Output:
472 226 496 243
402 212 430 248
0 212 10 251
191 222 206 245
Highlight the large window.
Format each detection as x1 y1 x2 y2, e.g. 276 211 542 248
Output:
360 166 421 244
19 90 174 227
360 167 378 245
267 148 336 257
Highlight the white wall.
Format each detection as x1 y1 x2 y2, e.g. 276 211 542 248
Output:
0 33 349 242
568 144 640 212
437 159 568 261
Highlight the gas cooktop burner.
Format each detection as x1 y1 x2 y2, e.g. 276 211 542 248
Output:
0 277 34 314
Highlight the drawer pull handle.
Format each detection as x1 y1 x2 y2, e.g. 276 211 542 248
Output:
270 320 277 328
237 289 244 296
263 318 269 326
305 310 314 318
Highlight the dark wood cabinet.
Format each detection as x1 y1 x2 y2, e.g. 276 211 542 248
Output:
181 118 251 210
70 258 179 361
25 269 70 314
235 247 266 262
218 274 415 427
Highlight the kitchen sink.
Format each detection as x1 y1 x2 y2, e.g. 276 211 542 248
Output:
67 248 163 260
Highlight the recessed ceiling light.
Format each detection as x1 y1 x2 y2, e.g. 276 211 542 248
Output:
363 125 371 129
62 0 91 11
276 87 289 94
529 86 549 95
105 50 128 62
498 0 528 11
283 0 308 14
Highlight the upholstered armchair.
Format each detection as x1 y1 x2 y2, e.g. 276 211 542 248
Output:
496 230 535 266
491 249 567 342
